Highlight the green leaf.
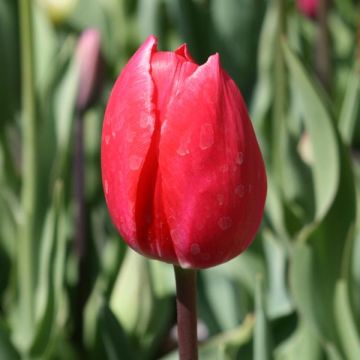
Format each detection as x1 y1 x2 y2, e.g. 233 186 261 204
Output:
110 250 153 337
290 243 319 334
251 0 277 127
334 280 360 360
99 303 134 360
160 315 255 360
283 42 339 221
110 250 173 357
254 274 272 360
30 181 66 356
0 320 20 360
338 64 360 145
199 254 264 335
274 321 321 360
0 0 19 125
290 133 356 347
263 232 293 319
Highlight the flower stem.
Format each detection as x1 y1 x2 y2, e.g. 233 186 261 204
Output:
173 266 198 360
19 0 37 345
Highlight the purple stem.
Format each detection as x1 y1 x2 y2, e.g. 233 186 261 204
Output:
174 266 198 360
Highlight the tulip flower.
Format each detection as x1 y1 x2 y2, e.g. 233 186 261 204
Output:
297 0 319 18
101 35 266 269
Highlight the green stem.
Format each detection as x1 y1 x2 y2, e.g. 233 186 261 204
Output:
19 0 37 345
174 266 198 360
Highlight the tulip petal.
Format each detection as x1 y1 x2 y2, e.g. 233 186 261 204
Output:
159 54 267 268
101 35 157 252
175 43 195 63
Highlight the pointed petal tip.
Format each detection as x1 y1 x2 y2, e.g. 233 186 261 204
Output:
175 43 195 62
141 34 158 53
195 52 221 76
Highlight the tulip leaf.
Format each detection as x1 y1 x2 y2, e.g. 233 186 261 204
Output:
110 250 153 336
0 320 20 360
290 243 320 335
254 274 272 360
283 42 339 222
54 55 79 155
0 0 19 126
199 254 264 335
251 0 277 128
263 232 293 319
274 321 322 360
160 315 254 360
30 182 66 356
338 64 360 145
99 303 134 360
290 133 356 347
334 280 360 360
110 250 172 357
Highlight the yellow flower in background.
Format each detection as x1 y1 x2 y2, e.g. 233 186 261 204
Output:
38 0 77 24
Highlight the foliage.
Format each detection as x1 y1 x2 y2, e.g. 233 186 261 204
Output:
0 0 360 359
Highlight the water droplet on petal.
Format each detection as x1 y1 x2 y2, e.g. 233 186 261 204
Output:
129 155 142 170
217 194 225 206
235 185 245 197
191 243 200 255
104 180 109 194
200 123 214 150
236 151 244 165
126 129 136 142
140 116 152 129
177 139 191 156
112 131 116 138
105 135 110 145
218 217 232 230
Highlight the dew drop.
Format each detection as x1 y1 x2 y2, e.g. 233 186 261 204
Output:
129 155 142 170
104 180 109 194
218 217 233 230
170 229 181 243
217 194 225 206
177 140 190 156
236 151 244 165
199 123 214 150
140 116 152 129
191 243 201 255
126 129 136 142
112 131 116 138
105 135 110 145
235 185 245 197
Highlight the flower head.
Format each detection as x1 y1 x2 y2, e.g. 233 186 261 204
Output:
101 36 267 269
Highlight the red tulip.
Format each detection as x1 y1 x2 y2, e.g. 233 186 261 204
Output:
101 35 266 269
297 0 319 18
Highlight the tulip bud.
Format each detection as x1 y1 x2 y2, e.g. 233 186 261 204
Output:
297 0 319 18
75 29 102 111
101 36 267 269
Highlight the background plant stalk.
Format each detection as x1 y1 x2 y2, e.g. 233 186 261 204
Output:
18 0 37 346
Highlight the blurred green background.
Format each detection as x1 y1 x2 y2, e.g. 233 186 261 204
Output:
1 0 360 358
